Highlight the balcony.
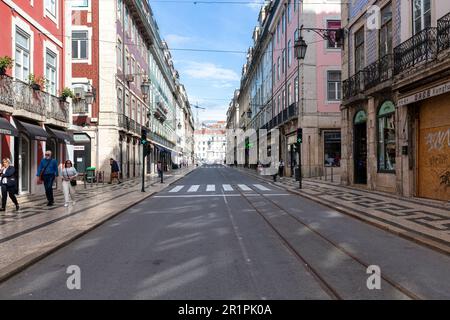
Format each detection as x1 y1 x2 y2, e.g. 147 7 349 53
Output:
363 54 393 90
0 76 69 123
438 12 450 52
262 102 298 130
342 71 364 100
118 114 135 133
394 27 438 75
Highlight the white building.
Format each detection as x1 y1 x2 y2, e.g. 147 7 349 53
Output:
194 121 226 164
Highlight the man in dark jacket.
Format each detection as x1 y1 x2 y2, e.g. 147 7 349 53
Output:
109 158 121 184
36 150 58 206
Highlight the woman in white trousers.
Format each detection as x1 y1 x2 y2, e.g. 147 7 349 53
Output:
61 160 78 207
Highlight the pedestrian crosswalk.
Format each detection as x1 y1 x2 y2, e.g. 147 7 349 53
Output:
167 184 274 193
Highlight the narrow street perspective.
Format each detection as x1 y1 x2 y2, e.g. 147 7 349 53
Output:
0 0 449 304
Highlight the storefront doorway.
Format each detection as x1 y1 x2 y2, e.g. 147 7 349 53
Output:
354 110 368 184
19 135 30 194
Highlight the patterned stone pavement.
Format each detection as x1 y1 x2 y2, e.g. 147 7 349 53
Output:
0 166 196 281
235 167 450 255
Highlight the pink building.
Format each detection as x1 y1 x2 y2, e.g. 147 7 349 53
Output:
272 0 341 177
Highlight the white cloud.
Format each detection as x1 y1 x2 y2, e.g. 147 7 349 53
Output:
184 62 240 81
164 34 192 47
246 0 262 11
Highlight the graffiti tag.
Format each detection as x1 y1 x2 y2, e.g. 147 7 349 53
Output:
425 129 450 152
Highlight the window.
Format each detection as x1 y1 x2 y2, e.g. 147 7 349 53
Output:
45 0 57 17
288 40 292 67
282 90 285 110
72 31 88 60
117 39 122 70
379 3 393 57
277 21 280 43
131 99 136 120
377 101 396 172
282 49 286 74
277 57 280 80
287 83 291 105
355 28 365 72
46 49 57 95
294 76 298 102
327 20 342 48
324 132 341 167
277 95 281 114
413 0 431 34
117 0 122 18
15 28 30 82
117 88 123 114
287 1 291 23
282 11 286 34
327 71 341 101
125 93 130 117
72 0 89 7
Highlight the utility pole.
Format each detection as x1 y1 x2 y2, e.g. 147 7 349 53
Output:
141 127 148 192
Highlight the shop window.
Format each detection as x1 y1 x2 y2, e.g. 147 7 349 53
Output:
324 131 341 167
377 101 396 172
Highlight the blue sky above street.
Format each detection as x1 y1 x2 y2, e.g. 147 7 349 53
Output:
149 0 262 122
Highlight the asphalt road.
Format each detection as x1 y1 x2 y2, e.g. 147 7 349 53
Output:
1 165 450 299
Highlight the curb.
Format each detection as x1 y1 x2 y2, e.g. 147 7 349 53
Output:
236 168 450 257
0 167 197 283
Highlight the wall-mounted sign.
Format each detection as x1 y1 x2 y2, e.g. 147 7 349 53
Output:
398 81 450 106
73 146 85 151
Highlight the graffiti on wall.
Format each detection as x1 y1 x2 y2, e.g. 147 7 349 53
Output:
425 128 450 151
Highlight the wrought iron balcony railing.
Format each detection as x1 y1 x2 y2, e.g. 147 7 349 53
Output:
438 12 450 52
394 27 438 75
363 54 393 89
262 102 298 130
342 71 364 100
0 76 69 123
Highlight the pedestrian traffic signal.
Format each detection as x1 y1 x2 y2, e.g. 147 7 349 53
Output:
141 127 148 145
297 128 303 144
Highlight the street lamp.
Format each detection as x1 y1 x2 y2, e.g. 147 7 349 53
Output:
140 77 151 192
294 36 308 60
84 86 95 105
141 77 151 100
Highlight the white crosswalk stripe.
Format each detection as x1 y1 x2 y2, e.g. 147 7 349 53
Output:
253 184 270 191
169 185 184 193
222 184 233 191
238 184 252 191
206 184 215 192
188 185 200 192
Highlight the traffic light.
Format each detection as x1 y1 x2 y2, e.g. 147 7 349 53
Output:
141 127 148 145
297 128 303 144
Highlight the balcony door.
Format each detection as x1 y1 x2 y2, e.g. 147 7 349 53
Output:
413 0 431 34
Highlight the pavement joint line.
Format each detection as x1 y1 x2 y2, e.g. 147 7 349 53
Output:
235 167 450 257
0 167 197 283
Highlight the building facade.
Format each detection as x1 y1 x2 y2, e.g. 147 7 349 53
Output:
195 121 227 164
341 0 450 201
0 0 72 195
232 0 342 178
70 0 191 178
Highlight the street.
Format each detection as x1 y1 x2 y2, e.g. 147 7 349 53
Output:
0 165 449 299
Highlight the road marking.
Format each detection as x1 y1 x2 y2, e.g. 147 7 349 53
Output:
238 184 252 191
254 184 270 191
153 194 290 198
222 184 233 191
188 185 200 192
169 186 184 193
206 184 216 192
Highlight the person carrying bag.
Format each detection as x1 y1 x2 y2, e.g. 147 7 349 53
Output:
61 160 78 207
0 158 19 212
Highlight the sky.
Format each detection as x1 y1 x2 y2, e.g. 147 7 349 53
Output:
149 0 263 122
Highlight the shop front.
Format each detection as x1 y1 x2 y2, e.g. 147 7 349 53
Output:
353 110 368 184
73 133 92 174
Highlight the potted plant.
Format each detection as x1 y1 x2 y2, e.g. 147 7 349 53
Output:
0 56 14 76
28 74 47 90
60 87 75 101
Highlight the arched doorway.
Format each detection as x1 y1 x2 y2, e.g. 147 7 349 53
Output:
354 110 368 184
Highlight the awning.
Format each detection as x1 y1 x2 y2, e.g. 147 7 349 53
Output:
45 126 74 144
14 119 49 141
0 117 19 136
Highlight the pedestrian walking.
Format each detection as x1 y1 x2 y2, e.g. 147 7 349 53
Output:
157 160 163 183
278 159 285 177
0 158 19 212
36 150 58 206
61 160 78 207
109 158 121 184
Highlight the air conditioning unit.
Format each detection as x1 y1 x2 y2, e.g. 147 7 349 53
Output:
90 118 98 122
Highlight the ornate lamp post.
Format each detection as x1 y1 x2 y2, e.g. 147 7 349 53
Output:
140 76 151 192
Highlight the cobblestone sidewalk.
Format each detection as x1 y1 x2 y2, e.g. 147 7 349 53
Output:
235 167 450 255
0 166 196 282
